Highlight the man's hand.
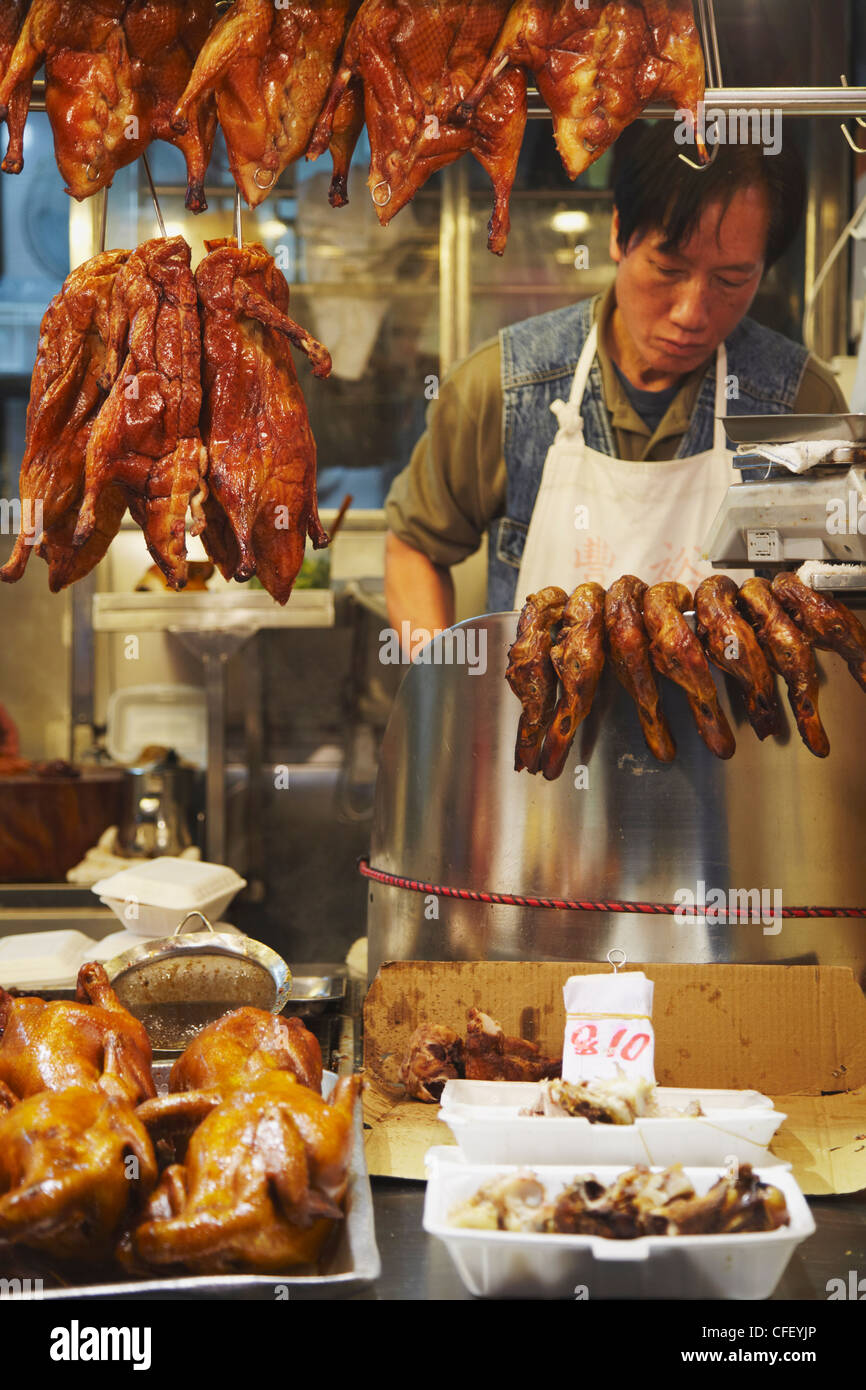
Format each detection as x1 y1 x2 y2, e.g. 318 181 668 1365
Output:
385 532 456 656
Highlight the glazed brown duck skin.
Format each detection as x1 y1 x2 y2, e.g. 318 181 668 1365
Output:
506 585 568 773
122 0 220 213
695 575 782 741
173 0 360 210
737 577 830 759
452 0 706 181
0 1085 158 1261
0 0 149 198
541 581 606 781
604 575 676 763
169 1007 323 1095
132 1072 361 1273
72 236 208 591
465 1007 560 1083
0 249 131 589
772 572 866 696
308 0 527 254
0 1 29 174
195 237 330 605
643 581 735 759
0 962 156 1105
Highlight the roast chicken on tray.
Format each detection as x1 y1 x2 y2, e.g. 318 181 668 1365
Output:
508 574 866 774
0 984 360 1276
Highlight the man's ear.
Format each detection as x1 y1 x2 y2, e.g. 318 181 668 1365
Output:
609 208 622 264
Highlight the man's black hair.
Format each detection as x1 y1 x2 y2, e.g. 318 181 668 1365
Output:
612 121 806 269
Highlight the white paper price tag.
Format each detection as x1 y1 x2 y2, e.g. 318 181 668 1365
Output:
562 972 656 1083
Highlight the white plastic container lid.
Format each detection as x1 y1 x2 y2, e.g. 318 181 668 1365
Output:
0 930 100 990
105 684 207 767
91 857 246 910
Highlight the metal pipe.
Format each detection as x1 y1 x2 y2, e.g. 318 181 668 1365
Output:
21 77 866 120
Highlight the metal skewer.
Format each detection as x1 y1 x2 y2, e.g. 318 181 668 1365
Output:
97 186 108 253
234 186 243 249
141 151 167 238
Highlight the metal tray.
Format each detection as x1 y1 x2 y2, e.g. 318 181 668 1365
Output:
721 413 866 446
12 1067 380 1301
283 967 347 1018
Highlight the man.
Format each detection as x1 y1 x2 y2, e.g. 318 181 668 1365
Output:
384 124 847 631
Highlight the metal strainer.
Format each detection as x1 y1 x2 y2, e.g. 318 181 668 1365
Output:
104 911 291 1052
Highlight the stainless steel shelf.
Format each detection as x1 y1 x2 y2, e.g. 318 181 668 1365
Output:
92 589 335 634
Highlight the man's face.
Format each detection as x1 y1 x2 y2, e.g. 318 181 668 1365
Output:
609 185 770 379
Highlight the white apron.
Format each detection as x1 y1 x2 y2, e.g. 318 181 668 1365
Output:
516 322 744 598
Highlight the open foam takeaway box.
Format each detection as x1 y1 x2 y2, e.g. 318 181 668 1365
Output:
362 960 866 1194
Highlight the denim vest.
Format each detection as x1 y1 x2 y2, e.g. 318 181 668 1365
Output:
487 298 809 612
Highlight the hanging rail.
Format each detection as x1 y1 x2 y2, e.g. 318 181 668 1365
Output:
21 78 866 120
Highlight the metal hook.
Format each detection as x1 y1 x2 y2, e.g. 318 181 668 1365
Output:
840 77 866 152
371 179 392 207
86 162 101 184
141 152 167 238
234 186 243 251
254 167 275 190
678 0 722 169
607 948 627 974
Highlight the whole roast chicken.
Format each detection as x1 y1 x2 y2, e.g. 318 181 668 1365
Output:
195 237 331 605
169 1007 323 1094
173 0 362 208
0 961 156 1106
309 0 528 254
0 1085 158 1261
131 1072 361 1273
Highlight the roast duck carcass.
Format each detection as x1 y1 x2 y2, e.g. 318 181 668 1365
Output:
453 0 706 182
0 249 132 591
308 0 528 254
73 235 208 591
0 0 220 209
508 573 866 773
173 0 363 210
195 237 331 604
399 1008 560 1101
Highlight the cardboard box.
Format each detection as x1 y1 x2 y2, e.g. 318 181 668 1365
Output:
363 960 866 1194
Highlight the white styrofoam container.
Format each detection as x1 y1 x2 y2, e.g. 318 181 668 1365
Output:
0 930 100 990
438 1081 785 1167
105 684 207 768
91 857 246 938
423 1149 815 1300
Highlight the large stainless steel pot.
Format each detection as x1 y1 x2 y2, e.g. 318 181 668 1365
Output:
367 612 866 982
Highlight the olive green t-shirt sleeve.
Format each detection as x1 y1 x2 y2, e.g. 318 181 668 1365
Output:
794 356 849 413
384 338 506 567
